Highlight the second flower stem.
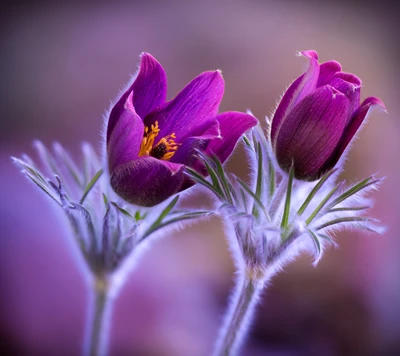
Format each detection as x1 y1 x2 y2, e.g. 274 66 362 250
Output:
214 274 264 356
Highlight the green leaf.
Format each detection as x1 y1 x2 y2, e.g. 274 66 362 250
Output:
237 178 270 221
134 210 145 221
25 170 61 205
329 177 379 208
185 167 223 199
268 153 275 200
213 155 236 204
252 142 263 218
204 160 225 200
110 202 136 223
328 206 369 213
151 195 180 228
102 193 109 206
297 169 337 216
305 183 342 226
242 135 251 147
281 164 294 230
143 211 210 239
307 229 321 257
79 169 103 204
316 216 369 231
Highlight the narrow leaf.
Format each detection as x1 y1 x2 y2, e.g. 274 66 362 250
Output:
281 165 294 229
252 142 263 217
110 202 136 223
213 155 236 204
143 211 210 239
329 177 379 208
328 206 369 213
297 169 337 216
25 171 61 205
204 160 225 200
79 169 103 204
307 229 321 257
305 183 343 226
237 178 270 221
185 168 223 199
316 216 369 231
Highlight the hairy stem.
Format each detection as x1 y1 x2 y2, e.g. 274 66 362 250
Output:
214 274 264 356
85 276 113 356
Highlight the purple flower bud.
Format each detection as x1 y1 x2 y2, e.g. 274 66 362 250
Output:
107 53 257 207
270 50 385 181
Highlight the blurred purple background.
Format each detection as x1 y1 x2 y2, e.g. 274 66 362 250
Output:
1 1 399 355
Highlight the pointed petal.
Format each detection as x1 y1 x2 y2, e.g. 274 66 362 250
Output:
106 53 166 145
317 60 342 87
110 157 185 207
319 96 385 173
275 86 348 180
107 92 144 173
145 71 225 144
131 52 167 119
271 50 320 145
206 111 258 163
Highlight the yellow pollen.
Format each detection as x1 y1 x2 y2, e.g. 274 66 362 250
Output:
139 121 180 160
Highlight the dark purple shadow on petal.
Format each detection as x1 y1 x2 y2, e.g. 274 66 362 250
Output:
169 119 220 167
206 112 258 163
131 53 167 119
275 86 348 180
330 77 361 120
271 51 320 146
110 157 185 207
319 96 385 174
107 92 144 173
144 71 225 144
317 60 342 87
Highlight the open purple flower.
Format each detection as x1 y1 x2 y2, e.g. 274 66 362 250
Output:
107 53 257 207
270 50 385 181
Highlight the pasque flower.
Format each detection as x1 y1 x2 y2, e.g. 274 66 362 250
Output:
270 50 385 181
107 53 257 207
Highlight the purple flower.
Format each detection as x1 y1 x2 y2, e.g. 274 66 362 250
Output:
107 53 257 207
270 50 385 181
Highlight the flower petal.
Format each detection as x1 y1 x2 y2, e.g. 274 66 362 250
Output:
106 53 166 145
205 111 258 163
144 71 224 144
110 157 185 207
275 86 348 180
330 77 361 120
107 92 144 173
131 52 167 119
169 119 220 166
319 96 385 173
317 60 342 87
271 50 320 146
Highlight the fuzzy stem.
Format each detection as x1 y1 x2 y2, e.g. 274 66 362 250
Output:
85 275 113 356
214 274 264 356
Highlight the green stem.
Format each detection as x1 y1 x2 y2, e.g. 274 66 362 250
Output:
214 275 263 356
86 276 111 356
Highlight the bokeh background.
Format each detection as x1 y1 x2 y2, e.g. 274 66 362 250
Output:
1 0 399 355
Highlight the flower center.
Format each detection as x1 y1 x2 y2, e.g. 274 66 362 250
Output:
139 121 180 160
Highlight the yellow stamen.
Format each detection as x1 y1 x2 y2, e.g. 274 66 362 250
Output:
139 121 180 160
